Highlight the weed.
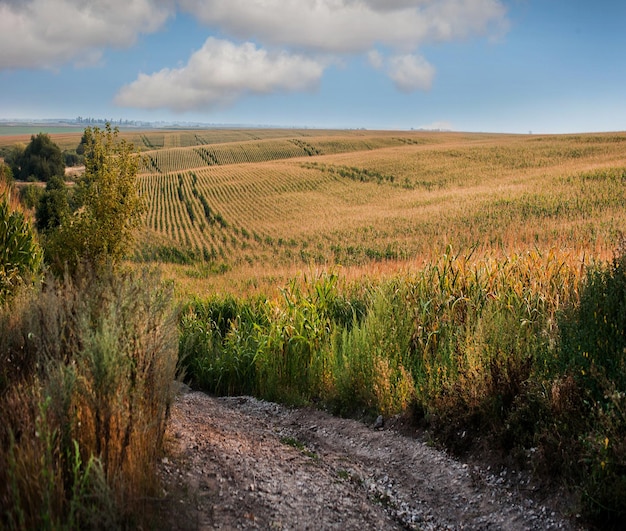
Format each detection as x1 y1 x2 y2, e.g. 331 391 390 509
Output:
280 436 318 460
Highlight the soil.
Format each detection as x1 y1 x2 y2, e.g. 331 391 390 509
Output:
158 388 584 530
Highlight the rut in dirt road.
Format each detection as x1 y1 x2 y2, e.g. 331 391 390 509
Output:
159 390 580 530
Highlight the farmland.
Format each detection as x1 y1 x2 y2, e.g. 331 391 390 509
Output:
146 128 626 525
3 126 626 526
125 129 626 295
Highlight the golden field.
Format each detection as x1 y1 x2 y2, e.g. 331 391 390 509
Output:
4 127 625 295
133 130 625 296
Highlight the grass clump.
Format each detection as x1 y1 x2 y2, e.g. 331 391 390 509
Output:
179 295 264 396
0 267 178 529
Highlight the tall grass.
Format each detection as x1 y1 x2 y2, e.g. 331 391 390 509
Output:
0 268 178 529
181 248 577 411
179 295 263 396
557 247 626 525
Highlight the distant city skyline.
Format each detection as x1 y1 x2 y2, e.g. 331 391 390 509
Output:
1 1 625 134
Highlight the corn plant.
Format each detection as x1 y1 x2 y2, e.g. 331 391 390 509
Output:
0 185 43 304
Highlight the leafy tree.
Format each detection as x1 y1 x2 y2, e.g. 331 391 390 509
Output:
14 133 65 181
35 176 70 232
4 143 25 178
76 131 88 155
0 178 43 303
46 124 144 274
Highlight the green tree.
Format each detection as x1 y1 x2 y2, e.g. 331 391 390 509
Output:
63 150 83 167
15 133 65 181
76 131 88 155
36 176 70 232
4 143 25 178
46 124 144 274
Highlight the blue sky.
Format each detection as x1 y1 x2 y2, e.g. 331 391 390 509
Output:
0 0 624 133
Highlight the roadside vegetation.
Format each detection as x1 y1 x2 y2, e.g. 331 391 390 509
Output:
1 127 625 526
179 249 626 527
0 125 177 529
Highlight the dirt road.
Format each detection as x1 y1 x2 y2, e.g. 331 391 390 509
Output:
158 390 581 530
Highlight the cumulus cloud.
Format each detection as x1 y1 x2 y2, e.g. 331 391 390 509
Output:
178 0 507 53
0 0 172 69
369 51 435 92
0 0 509 109
173 0 507 96
115 38 326 111
388 54 435 92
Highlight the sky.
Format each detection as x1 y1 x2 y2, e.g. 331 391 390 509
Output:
0 0 624 133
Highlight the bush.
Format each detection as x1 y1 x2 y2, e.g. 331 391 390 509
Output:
12 133 65 182
0 267 178 528
0 161 13 184
36 176 70 232
19 183 45 210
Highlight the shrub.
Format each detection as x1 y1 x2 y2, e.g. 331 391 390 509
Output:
45 124 144 275
0 267 178 528
35 176 70 232
13 133 65 182
19 183 45 210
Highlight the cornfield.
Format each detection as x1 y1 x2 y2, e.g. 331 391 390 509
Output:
129 130 626 294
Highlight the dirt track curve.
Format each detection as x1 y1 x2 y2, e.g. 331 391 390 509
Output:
158 390 582 530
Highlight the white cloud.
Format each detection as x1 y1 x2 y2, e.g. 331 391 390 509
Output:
0 0 509 106
0 0 172 69
115 38 326 111
369 51 435 92
174 0 507 95
178 0 508 53
388 54 435 92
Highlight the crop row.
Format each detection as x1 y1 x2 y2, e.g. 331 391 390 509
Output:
138 162 358 264
301 162 396 185
138 157 626 274
137 135 436 175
